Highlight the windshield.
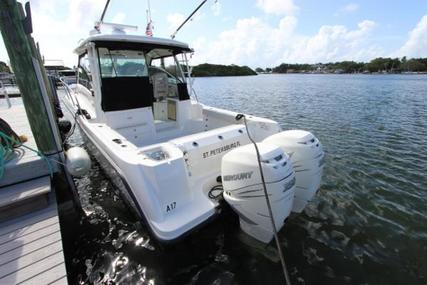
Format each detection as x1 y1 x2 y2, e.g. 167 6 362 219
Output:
98 48 148 78
149 56 187 84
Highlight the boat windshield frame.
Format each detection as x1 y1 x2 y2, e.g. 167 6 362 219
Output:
93 41 191 84
90 40 193 111
97 47 149 78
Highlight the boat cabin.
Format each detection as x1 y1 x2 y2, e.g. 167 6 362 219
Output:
73 34 211 147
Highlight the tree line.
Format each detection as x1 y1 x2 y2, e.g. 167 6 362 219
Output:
192 63 257 77
256 57 427 74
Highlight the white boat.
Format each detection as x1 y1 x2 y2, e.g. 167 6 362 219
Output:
62 24 325 244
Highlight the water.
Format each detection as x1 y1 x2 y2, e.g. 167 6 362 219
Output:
64 74 427 284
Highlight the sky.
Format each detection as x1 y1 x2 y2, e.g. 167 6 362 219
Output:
0 0 426 68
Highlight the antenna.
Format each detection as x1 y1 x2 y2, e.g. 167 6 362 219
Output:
171 0 208 39
93 0 111 33
99 0 111 23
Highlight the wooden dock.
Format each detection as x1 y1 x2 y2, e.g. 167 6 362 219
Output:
0 105 54 188
0 198 67 284
0 2 75 282
0 104 68 284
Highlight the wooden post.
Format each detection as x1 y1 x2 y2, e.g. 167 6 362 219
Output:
0 0 57 153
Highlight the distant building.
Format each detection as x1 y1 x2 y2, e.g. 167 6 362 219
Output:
0 72 11 79
0 72 16 85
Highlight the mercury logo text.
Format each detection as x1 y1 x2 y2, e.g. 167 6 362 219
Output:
223 171 254 181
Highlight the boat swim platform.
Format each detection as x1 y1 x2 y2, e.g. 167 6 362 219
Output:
0 104 68 284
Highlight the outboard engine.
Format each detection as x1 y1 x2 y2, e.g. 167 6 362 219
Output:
264 130 325 213
221 143 296 243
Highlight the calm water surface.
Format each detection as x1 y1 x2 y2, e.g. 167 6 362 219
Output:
65 74 427 284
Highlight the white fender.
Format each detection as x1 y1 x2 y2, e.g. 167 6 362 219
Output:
66 147 91 177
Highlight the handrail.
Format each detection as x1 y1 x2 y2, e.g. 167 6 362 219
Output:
0 80 12 108
57 77 80 109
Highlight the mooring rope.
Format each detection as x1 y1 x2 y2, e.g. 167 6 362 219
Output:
0 131 16 179
236 114 292 285
0 131 54 180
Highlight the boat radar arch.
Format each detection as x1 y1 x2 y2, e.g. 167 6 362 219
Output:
90 22 138 36
74 33 193 55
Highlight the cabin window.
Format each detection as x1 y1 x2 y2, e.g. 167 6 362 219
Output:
98 48 148 78
150 57 181 81
96 47 154 111
147 52 189 101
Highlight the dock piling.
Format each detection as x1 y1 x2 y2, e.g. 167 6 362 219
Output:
0 0 59 154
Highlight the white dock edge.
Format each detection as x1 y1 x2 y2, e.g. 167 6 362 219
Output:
0 198 68 284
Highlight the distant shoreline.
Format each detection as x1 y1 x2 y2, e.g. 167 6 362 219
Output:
257 72 427 75
193 72 427 78
258 57 427 75
191 58 427 77
191 63 257 77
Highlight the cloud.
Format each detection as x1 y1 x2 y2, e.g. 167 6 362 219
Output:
167 13 185 31
288 20 379 64
111 12 126 24
398 14 427 58
343 3 359 13
191 17 381 67
28 0 106 66
167 11 204 35
256 0 299 16
335 3 359 16
68 0 105 25
211 1 222 16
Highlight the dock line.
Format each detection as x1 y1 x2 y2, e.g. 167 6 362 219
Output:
0 131 55 179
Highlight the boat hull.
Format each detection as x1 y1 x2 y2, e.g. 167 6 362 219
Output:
75 121 219 242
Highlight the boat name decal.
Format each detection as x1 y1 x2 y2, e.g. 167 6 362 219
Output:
223 171 253 182
166 202 176 212
202 141 241 159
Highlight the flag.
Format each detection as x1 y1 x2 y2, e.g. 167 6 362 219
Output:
145 21 153 37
